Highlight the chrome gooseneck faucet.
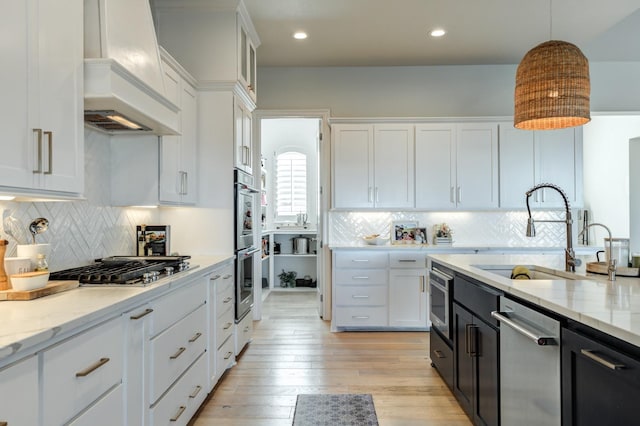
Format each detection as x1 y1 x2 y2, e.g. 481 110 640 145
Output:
525 183 581 272
578 223 616 281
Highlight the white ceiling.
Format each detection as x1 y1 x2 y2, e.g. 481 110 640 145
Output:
243 0 640 67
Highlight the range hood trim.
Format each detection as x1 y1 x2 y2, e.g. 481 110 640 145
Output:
84 58 180 135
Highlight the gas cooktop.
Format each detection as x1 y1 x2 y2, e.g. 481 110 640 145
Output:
49 256 191 286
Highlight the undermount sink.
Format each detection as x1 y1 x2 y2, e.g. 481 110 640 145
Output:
473 264 581 281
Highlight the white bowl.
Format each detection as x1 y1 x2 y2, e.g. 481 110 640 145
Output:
362 236 388 245
4 257 32 276
10 271 50 291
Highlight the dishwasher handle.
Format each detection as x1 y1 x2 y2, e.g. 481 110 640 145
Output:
491 311 557 346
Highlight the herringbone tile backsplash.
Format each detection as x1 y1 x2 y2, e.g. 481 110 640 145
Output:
0 130 158 271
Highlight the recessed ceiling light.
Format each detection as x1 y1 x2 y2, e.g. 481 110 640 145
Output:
430 28 446 37
293 32 308 40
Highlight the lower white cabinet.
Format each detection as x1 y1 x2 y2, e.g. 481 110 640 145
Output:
0 355 38 426
235 309 254 354
149 352 208 426
210 262 236 387
124 303 154 426
68 383 124 426
333 250 389 328
42 317 125 426
333 250 430 330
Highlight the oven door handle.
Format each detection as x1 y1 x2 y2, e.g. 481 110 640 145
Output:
242 248 260 257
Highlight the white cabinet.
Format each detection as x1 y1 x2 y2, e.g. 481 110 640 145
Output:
0 0 83 196
208 262 235 388
333 251 389 328
159 51 198 205
42 317 124 426
388 253 429 329
415 123 499 210
332 124 414 209
234 97 254 175
235 307 254 355
111 53 198 206
238 17 258 100
499 124 583 208
124 304 154 426
0 355 38 426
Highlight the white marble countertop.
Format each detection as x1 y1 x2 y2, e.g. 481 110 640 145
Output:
0 254 234 365
428 253 640 347
330 243 601 255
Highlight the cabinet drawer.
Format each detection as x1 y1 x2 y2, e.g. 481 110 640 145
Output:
68 383 123 426
42 317 124 426
150 352 208 426
335 285 388 306
150 303 207 404
334 268 388 285
0 356 38 426
454 274 500 325
216 307 235 350
335 306 388 327
389 252 427 268
151 278 207 336
211 264 234 294
430 330 453 390
216 335 236 378
216 281 235 317
236 309 253 354
334 251 388 268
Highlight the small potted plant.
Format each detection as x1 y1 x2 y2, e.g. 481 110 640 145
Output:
278 269 297 288
433 223 453 245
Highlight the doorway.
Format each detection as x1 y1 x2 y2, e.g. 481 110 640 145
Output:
253 110 331 321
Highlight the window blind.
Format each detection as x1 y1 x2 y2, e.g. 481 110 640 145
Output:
276 151 307 217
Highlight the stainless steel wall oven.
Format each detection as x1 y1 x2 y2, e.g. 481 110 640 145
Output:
429 263 454 342
234 168 259 321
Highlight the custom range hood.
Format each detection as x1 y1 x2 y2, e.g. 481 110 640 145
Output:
84 0 179 135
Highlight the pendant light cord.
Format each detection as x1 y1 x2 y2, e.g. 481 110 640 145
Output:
549 0 553 39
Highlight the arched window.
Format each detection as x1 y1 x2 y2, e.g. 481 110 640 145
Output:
276 151 307 220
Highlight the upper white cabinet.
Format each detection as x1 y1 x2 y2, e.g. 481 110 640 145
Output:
499 124 582 209
415 123 499 210
0 0 84 197
332 124 414 209
111 53 198 206
154 0 260 102
234 98 254 175
159 51 198 205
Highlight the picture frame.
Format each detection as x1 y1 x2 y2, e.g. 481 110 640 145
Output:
391 221 419 244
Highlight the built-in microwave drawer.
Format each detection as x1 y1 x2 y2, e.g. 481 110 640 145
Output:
334 251 388 268
335 285 387 306
389 252 427 268
334 269 388 285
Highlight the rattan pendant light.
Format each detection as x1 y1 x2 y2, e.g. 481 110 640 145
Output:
514 2 591 130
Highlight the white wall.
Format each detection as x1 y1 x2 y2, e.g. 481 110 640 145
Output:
582 115 640 240
256 62 640 116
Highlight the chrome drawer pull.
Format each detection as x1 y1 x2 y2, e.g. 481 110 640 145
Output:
223 322 233 330
433 350 445 359
223 296 233 303
580 349 626 370
170 347 186 360
75 357 110 377
189 385 202 399
491 311 557 346
188 332 202 343
351 259 369 263
352 295 369 298
130 308 154 320
352 316 370 319
224 351 233 360
170 406 186 422
352 276 369 280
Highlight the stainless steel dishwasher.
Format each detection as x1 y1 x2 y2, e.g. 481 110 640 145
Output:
491 297 561 426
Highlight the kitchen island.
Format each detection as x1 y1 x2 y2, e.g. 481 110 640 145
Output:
428 253 640 426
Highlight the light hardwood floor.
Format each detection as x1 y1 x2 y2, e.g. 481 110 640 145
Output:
191 291 470 425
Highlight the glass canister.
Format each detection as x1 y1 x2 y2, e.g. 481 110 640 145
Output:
605 238 630 267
